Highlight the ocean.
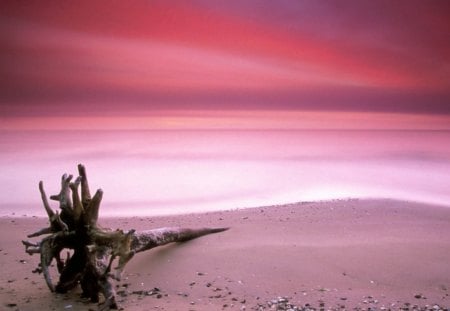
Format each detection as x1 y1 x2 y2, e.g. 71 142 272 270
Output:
1 129 449 216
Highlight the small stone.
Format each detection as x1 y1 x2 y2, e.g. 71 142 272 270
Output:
414 294 425 299
117 290 128 297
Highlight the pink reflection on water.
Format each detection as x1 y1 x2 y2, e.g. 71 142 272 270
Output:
0 130 449 216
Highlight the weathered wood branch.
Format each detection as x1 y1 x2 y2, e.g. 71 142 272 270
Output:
70 176 84 222
50 173 73 210
22 164 228 310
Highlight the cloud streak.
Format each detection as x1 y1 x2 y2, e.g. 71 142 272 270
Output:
1 0 449 127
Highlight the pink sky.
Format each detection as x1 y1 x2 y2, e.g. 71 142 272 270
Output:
1 0 450 129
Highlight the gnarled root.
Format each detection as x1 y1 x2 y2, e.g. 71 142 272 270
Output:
23 164 229 310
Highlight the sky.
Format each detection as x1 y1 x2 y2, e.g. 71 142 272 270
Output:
1 0 450 130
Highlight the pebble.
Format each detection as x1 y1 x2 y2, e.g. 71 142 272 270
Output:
247 295 449 311
414 294 426 299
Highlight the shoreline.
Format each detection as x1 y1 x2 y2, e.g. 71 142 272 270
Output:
1 199 449 310
3 197 450 219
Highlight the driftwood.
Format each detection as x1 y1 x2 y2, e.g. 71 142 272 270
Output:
22 164 228 310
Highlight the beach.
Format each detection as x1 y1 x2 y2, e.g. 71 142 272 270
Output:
3 1 450 310
1 199 449 310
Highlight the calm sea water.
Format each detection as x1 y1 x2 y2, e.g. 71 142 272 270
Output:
0 130 449 216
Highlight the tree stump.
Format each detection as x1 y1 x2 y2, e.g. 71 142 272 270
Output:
22 164 228 310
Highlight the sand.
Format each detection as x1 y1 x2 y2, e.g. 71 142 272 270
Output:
1 199 449 310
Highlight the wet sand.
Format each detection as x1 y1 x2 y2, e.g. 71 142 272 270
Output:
1 199 449 310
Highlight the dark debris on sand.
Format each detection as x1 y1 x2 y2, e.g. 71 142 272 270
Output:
251 296 448 311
